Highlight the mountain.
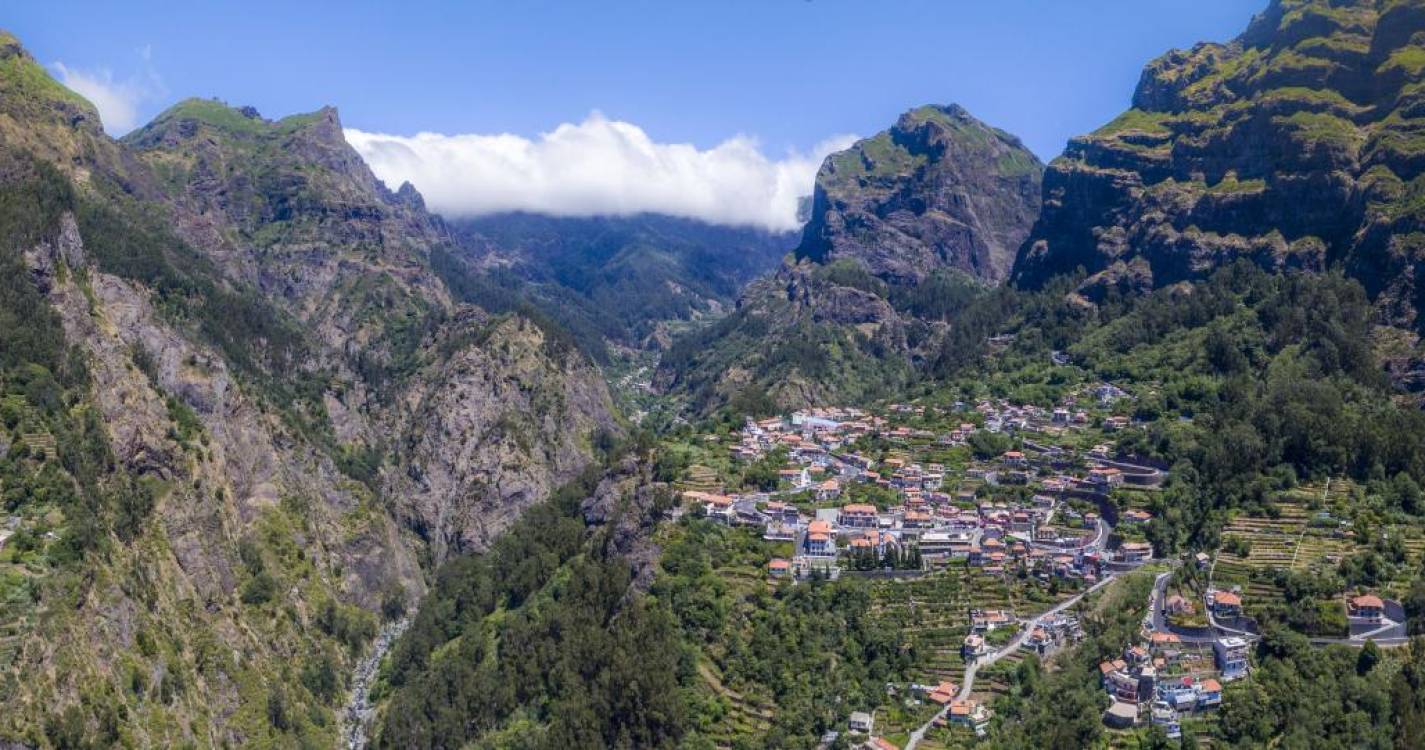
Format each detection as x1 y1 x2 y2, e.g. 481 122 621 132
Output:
447 212 794 353
1011 0 1425 325
0 34 616 747
796 104 1043 285
657 105 1043 413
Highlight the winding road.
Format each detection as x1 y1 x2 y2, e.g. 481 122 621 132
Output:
903 573 1120 750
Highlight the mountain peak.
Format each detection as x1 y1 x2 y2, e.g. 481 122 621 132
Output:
0 28 103 134
796 103 1044 285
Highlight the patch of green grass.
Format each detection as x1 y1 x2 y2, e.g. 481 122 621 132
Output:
0 33 99 117
1381 47 1425 77
1093 109 1171 137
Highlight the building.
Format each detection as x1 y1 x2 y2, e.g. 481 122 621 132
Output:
1214 637 1250 680
925 681 958 706
1349 594 1385 624
1118 542 1153 563
970 609 1014 633
1089 467 1124 488
816 479 842 501
848 711 874 734
1212 590 1243 619
805 520 836 557
768 558 791 577
1198 678 1223 708
948 699 992 736
838 503 879 529
1103 700 1137 729
962 633 987 659
1150 702 1181 739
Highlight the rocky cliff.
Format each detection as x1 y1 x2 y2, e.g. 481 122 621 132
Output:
658 105 1039 413
797 104 1043 285
1011 0 1425 324
0 33 617 748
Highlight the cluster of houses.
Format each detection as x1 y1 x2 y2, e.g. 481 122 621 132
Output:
1098 635 1229 739
685 400 1167 581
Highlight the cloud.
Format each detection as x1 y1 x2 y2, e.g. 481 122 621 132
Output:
52 47 164 136
346 114 857 232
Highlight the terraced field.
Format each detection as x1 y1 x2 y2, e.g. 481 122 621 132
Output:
869 566 1071 687
678 463 723 494
1212 496 1314 612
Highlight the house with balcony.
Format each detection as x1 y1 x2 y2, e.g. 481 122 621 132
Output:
1214 637 1249 680
838 503 879 529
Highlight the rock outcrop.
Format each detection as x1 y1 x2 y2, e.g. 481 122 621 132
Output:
0 32 618 747
1011 0 1425 325
797 104 1043 285
659 105 1040 412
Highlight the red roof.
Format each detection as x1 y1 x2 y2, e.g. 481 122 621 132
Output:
1352 594 1385 609
1214 591 1242 607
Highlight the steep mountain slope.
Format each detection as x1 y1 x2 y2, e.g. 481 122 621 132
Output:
1012 0 1425 324
658 105 1042 413
448 213 794 352
797 104 1043 285
0 34 616 748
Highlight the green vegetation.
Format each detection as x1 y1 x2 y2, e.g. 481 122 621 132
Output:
375 447 686 749
1093 109 1172 137
655 518 913 749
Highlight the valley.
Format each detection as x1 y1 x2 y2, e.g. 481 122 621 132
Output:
4 0 1425 749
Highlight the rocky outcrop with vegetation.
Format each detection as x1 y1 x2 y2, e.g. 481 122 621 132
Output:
0 31 617 748
658 105 1040 413
1011 0 1425 326
797 104 1043 285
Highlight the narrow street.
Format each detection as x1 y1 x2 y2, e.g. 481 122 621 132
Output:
904 574 1119 750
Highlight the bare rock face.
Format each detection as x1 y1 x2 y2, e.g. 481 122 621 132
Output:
580 454 672 591
797 104 1044 285
388 315 619 561
120 97 621 559
0 33 621 745
659 105 1040 414
1011 0 1425 326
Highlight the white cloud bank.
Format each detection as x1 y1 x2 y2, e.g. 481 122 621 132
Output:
52 47 164 136
346 114 857 232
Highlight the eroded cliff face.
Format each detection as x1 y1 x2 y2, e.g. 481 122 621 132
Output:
0 32 618 747
659 104 1038 414
797 104 1043 285
120 97 621 562
1011 0 1425 324
12 209 423 746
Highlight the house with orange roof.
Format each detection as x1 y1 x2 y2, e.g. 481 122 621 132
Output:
805 520 836 557
1211 590 1242 618
948 699 992 735
838 503 879 528
926 680 958 705
1348 593 1385 624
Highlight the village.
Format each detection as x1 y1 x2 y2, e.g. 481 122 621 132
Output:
673 384 1176 748
667 378 1421 749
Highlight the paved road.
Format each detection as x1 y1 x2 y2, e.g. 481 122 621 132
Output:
903 574 1119 750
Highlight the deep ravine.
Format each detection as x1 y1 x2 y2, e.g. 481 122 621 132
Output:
342 618 409 750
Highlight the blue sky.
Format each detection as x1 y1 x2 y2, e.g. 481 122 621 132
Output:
8 0 1265 228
